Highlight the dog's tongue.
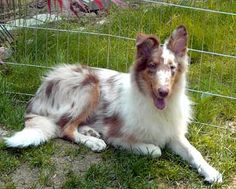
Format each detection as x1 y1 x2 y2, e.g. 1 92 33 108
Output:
154 98 166 110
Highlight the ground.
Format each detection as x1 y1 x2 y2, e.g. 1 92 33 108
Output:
0 127 103 188
0 125 236 188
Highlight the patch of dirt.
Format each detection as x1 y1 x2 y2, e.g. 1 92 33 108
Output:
226 121 236 133
229 175 236 189
50 140 103 187
0 125 8 138
6 139 102 188
50 153 102 187
11 164 40 188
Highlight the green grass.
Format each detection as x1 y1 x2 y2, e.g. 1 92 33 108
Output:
0 1 236 188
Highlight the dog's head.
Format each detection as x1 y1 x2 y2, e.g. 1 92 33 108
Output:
132 25 188 110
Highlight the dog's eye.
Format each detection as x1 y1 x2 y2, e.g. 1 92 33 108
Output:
170 65 176 70
147 63 157 71
170 65 176 76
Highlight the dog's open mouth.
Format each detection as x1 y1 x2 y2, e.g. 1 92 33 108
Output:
154 97 166 110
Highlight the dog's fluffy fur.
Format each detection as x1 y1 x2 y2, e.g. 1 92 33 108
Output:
5 26 222 183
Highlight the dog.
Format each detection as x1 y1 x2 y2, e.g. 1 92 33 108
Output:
4 25 222 183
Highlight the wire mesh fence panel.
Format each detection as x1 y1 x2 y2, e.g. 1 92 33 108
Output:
0 0 235 133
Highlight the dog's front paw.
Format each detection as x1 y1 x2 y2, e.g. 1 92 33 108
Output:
203 168 223 184
84 138 107 152
133 144 161 158
149 145 162 158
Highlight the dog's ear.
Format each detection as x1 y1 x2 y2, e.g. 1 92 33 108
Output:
167 25 188 57
136 33 159 60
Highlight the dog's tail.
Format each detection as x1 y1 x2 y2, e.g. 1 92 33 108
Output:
4 115 58 148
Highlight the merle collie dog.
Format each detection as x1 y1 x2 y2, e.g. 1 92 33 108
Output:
5 26 222 183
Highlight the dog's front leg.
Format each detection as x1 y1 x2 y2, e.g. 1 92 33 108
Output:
129 143 162 158
111 139 162 158
168 136 222 183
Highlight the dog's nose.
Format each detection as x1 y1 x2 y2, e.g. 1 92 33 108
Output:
158 87 169 98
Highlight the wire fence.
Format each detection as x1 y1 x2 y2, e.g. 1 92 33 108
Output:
0 0 235 133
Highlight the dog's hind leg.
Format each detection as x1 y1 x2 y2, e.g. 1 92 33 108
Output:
59 77 106 152
78 125 101 138
62 122 107 152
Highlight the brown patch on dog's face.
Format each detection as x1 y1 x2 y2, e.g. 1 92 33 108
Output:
132 26 188 110
135 33 160 72
133 34 160 93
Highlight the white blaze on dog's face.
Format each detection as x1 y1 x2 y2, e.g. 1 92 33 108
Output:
133 25 188 110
